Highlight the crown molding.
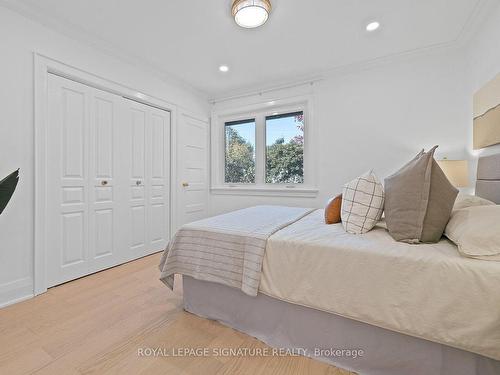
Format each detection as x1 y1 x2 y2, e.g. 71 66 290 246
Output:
210 76 323 104
450 0 498 49
1 0 497 101
211 37 464 102
0 0 210 101
210 42 455 103
210 0 498 101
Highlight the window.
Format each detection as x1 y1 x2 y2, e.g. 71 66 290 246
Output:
224 119 256 183
265 112 304 184
212 97 316 196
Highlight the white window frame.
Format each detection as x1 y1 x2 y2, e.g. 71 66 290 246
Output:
211 95 318 197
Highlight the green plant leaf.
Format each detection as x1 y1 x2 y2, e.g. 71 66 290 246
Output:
0 169 19 215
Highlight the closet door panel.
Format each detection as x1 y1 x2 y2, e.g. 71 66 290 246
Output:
131 110 146 180
147 108 170 252
88 89 121 272
131 205 146 248
47 74 90 287
62 89 85 178
94 97 114 178
122 100 170 260
61 211 85 265
94 208 113 257
150 203 165 244
151 113 165 179
123 102 148 260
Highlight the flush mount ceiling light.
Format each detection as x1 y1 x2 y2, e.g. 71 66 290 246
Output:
219 65 229 72
366 21 380 32
232 0 272 29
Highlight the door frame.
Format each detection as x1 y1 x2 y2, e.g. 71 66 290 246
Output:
34 52 177 295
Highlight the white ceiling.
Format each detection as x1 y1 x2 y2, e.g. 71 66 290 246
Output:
3 0 492 97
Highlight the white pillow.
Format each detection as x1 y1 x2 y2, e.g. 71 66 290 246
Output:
341 171 385 234
445 205 500 261
453 194 495 211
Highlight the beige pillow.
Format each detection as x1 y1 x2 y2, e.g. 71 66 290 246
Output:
384 146 458 243
445 205 500 261
453 194 495 211
325 194 342 224
341 171 384 234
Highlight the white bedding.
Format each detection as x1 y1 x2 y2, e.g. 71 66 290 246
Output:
160 205 313 296
260 209 500 360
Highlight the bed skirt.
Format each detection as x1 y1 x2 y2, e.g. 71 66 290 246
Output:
183 276 500 375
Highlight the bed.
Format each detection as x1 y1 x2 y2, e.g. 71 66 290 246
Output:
159 154 500 375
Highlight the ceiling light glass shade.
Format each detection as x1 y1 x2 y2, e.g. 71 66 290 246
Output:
366 21 380 32
232 0 272 29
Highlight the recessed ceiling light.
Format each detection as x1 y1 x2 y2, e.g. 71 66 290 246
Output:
219 65 229 72
366 21 380 32
232 0 272 29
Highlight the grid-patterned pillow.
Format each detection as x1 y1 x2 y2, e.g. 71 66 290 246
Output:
341 171 385 234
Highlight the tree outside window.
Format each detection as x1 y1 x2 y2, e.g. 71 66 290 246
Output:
265 112 304 184
223 111 304 185
224 120 255 183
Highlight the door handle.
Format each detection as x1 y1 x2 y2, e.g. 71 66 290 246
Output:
101 180 108 186
136 180 142 186
182 182 189 187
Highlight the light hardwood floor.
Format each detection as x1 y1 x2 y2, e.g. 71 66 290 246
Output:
0 253 354 375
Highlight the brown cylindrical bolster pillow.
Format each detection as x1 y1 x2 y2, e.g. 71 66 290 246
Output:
325 194 342 224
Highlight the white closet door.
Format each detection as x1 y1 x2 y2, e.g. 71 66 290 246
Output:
87 88 123 273
46 74 170 287
148 107 170 252
122 99 170 262
47 74 92 286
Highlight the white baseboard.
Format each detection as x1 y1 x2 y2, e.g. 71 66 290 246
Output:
0 277 34 308
0 293 34 309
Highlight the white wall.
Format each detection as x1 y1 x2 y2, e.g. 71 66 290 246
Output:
210 48 471 215
3 2 499 308
0 6 209 307
465 2 500 157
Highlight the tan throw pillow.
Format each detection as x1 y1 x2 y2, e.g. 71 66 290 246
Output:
384 146 458 243
445 205 500 261
341 171 385 234
453 194 495 211
325 194 342 224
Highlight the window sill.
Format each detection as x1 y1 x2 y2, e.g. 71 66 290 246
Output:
210 185 319 198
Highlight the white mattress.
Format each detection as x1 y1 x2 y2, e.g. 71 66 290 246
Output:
260 209 500 360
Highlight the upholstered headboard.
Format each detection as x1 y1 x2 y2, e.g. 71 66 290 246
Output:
476 153 500 204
